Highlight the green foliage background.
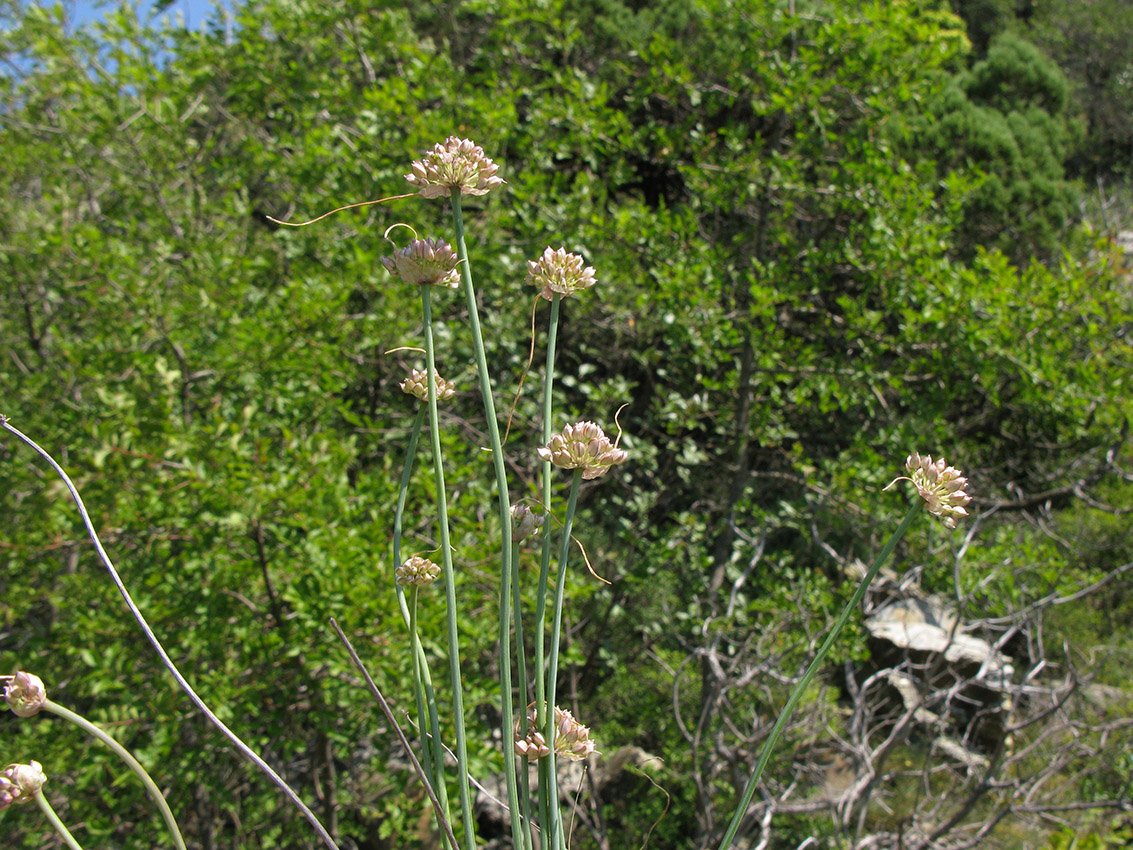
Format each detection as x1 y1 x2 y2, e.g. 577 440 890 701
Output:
1 0 1130 847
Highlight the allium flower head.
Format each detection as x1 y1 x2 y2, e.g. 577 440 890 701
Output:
396 555 442 588
5 671 46 718
887 452 972 529
382 238 460 288
514 704 598 763
538 421 628 480
510 504 545 542
0 761 45 809
406 137 504 199
526 247 597 301
401 369 456 403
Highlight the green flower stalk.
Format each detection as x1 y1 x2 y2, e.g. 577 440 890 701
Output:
41 699 188 850
408 137 527 850
33 789 85 850
715 452 970 849
390 404 451 823
419 284 476 850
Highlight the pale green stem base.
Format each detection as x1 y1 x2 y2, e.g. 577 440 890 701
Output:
34 790 85 850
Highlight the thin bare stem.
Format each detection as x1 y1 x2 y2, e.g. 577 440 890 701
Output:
1 417 342 850
329 618 460 850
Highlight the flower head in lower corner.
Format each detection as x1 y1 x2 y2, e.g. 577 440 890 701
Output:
538 421 628 480
4 671 46 718
514 704 598 763
886 452 972 528
406 137 504 199
401 369 456 404
382 238 460 288
526 247 597 301
0 761 45 809
396 555 442 588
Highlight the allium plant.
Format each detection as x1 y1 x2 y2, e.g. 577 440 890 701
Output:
0 134 977 850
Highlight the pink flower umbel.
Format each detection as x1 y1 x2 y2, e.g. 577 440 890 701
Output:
526 247 597 301
886 452 972 529
538 421 628 480
0 761 45 809
396 555 442 588
401 369 456 403
406 137 504 199
382 238 460 288
4 671 46 718
514 704 598 763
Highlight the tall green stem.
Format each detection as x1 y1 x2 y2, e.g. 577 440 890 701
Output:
33 791 85 850
421 286 475 850
532 293 561 842
449 189 524 845
43 700 186 850
393 406 450 820
544 468 582 850
715 503 923 849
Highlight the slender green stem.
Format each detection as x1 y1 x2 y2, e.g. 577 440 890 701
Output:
33 791 85 850
544 469 582 850
420 286 476 850
715 503 924 850
0 419 341 850
510 541 535 850
392 406 450 818
450 189 524 846
532 293 562 841
42 700 186 850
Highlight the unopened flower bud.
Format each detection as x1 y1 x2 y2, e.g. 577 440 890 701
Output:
538 421 628 480
406 137 505 199
526 247 597 301
0 761 45 809
396 555 442 588
401 369 456 403
510 505 545 542
382 238 460 288
4 671 46 718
